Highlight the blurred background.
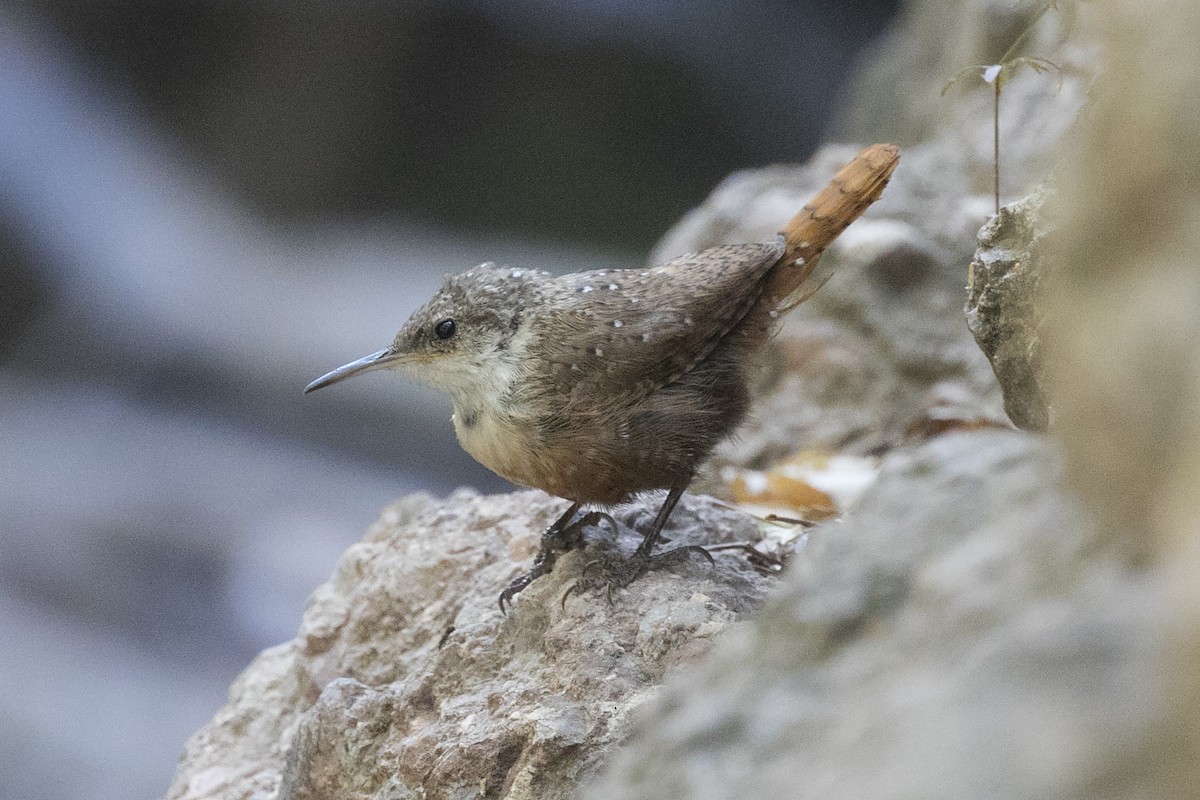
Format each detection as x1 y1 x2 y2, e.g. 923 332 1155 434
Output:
0 1 898 797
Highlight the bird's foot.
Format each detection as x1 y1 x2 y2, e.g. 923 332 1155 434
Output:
560 543 715 609
498 507 617 614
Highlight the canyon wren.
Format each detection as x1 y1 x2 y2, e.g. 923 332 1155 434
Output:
306 143 900 611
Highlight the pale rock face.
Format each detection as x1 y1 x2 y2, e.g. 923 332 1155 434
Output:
583 432 1163 800
166 490 770 800
965 185 1054 432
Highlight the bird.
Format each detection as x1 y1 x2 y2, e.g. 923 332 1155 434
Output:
305 143 899 610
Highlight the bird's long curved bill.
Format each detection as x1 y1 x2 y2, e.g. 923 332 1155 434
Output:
304 348 398 394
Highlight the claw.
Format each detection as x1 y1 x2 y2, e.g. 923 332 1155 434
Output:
579 559 606 578
559 575 619 611
498 574 532 615
689 544 716 570
560 579 589 611
649 543 715 571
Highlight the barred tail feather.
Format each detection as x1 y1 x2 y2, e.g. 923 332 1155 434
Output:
767 143 900 305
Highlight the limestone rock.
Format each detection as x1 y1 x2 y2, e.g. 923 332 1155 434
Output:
582 431 1162 800
166 490 772 800
965 184 1054 431
1048 0 1200 792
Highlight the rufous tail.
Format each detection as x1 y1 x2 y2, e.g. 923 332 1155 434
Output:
766 143 900 307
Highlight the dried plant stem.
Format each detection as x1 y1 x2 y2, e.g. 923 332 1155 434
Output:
994 78 1001 215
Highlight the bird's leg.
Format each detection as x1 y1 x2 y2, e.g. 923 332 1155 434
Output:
499 502 618 613
499 502 578 614
634 483 687 558
631 482 715 571
562 483 713 608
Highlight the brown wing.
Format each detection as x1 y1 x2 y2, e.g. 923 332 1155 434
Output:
529 240 783 409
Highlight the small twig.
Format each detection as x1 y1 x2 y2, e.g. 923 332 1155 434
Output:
998 1 1058 67
993 73 1001 215
705 542 786 573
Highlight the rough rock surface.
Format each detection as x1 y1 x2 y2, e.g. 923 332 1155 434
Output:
1049 0 1200 793
583 431 1162 800
965 184 1054 431
166 490 771 800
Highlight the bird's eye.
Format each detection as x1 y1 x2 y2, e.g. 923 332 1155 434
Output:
434 318 457 340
